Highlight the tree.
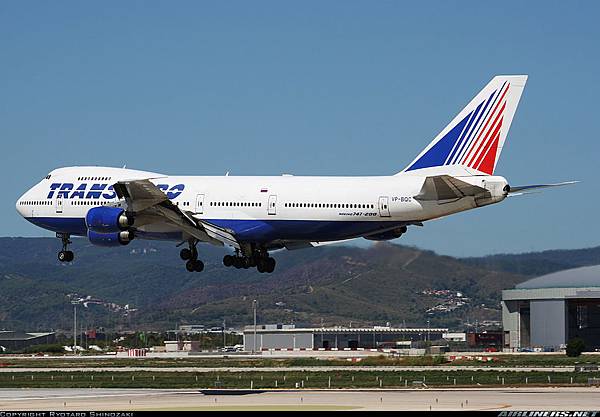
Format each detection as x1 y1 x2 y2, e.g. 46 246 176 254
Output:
566 338 586 357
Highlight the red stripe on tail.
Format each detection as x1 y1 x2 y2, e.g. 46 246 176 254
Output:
471 102 506 170
463 83 510 166
476 120 503 175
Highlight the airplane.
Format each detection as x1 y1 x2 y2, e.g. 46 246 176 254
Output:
15 75 576 273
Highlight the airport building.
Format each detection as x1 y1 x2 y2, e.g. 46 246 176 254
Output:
502 265 600 350
243 324 448 351
0 331 56 351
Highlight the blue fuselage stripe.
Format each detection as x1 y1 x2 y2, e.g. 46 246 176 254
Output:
24 217 406 242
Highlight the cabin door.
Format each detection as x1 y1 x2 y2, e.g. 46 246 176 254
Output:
55 195 63 214
195 194 204 214
378 196 390 217
268 195 277 215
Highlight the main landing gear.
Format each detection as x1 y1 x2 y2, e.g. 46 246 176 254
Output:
57 233 74 262
222 249 276 273
180 240 204 273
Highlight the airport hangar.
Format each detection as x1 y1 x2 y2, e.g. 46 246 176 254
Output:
0 331 56 351
243 324 447 351
502 265 600 350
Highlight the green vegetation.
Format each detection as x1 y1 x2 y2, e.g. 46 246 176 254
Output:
1 354 599 369
566 338 587 357
0 370 596 389
448 354 600 367
8 237 590 330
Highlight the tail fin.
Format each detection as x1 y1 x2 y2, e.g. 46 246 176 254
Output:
400 75 527 176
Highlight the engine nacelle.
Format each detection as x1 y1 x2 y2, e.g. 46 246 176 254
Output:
85 206 134 233
364 226 407 241
88 230 135 247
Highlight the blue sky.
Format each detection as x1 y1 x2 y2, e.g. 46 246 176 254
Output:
1 1 598 256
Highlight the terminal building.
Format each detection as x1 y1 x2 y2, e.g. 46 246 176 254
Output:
502 265 600 350
243 324 448 351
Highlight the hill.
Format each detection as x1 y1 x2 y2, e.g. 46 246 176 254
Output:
463 246 600 276
0 237 598 332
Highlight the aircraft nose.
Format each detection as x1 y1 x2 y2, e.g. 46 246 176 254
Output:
15 191 28 217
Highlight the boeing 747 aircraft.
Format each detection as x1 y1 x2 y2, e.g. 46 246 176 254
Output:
15 75 575 273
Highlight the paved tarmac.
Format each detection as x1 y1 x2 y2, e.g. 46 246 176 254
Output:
0 365 577 373
0 387 599 411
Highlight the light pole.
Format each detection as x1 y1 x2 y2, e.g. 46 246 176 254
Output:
71 300 80 355
252 299 258 354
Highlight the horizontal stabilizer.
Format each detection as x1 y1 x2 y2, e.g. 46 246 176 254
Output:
508 181 579 194
415 175 488 201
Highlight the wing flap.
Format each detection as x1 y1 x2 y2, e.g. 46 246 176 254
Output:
200 220 240 249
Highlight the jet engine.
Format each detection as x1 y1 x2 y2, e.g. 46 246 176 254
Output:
87 230 134 247
85 206 134 233
364 226 407 241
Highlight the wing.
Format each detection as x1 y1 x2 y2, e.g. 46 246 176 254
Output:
113 179 241 249
414 175 488 202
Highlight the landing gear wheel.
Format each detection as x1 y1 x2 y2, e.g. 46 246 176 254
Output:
186 260 196 272
265 257 276 273
194 260 204 272
257 261 266 273
57 233 73 263
58 250 74 262
233 257 243 269
180 248 192 261
223 255 234 267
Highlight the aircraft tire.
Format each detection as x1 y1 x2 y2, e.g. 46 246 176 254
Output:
265 257 276 273
223 255 233 267
194 260 204 272
185 260 196 272
180 248 192 260
233 257 244 269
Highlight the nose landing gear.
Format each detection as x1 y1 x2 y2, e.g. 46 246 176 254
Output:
57 233 74 262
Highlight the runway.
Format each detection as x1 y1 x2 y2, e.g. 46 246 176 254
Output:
0 387 599 411
0 365 577 373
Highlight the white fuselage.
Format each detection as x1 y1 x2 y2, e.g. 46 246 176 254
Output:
16 166 508 245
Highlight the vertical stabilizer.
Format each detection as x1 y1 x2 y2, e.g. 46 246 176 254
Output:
401 75 527 176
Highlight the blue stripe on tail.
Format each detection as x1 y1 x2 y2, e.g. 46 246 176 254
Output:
405 112 471 171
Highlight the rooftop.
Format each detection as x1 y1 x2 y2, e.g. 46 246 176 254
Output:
0 331 55 341
243 326 449 334
516 265 600 289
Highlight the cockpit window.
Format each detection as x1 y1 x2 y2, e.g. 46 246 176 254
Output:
44 175 51 180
